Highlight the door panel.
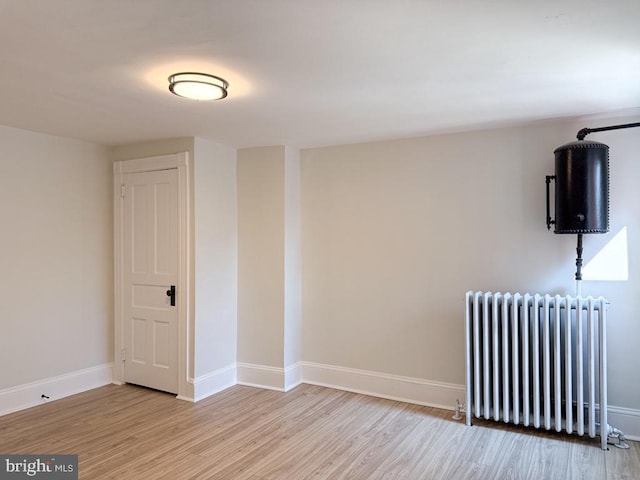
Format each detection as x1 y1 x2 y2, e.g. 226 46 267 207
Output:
123 169 179 393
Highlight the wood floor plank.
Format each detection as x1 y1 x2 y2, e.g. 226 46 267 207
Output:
566 436 606 480
268 397 420 479
0 383 637 480
192 390 369 479
251 395 396 479
605 440 640 479
376 410 490 479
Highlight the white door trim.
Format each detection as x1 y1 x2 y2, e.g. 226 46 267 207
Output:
113 153 190 399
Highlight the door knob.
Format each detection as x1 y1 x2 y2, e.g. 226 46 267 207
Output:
166 285 176 306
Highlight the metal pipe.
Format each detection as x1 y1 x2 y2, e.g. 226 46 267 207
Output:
575 233 584 281
576 122 640 140
545 175 555 230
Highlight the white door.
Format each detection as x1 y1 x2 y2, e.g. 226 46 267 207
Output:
122 169 179 393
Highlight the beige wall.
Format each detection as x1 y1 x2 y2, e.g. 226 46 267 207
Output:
110 137 195 163
301 115 640 411
284 147 302 368
0 125 113 389
237 147 285 368
193 138 238 377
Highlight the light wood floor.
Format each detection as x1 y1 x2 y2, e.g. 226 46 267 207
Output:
1 384 638 479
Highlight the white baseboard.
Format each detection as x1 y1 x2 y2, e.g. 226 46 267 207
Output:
236 361 464 409
609 405 640 441
0 363 114 417
284 362 303 391
237 362 286 391
301 362 465 411
190 364 237 402
236 361 303 392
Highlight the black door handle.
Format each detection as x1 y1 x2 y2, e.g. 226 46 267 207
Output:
166 285 176 306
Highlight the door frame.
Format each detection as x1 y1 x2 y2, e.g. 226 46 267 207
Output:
113 152 190 399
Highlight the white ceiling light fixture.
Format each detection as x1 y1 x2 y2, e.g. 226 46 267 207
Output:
168 72 229 100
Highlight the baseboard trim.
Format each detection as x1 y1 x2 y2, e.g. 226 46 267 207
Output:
236 361 303 392
0 363 114 417
284 362 303 391
191 364 237 402
236 361 465 409
301 362 465 411
609 405 640 441
237 362 285 391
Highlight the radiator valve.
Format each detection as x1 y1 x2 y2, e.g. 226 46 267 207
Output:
452 399 465 420
606 425 629 449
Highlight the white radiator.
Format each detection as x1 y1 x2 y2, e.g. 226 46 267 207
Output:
464 291 609 449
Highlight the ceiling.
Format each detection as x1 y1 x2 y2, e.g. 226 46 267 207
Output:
0 0 639 149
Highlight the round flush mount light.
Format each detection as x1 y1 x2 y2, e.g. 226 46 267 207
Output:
168 72 229 100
